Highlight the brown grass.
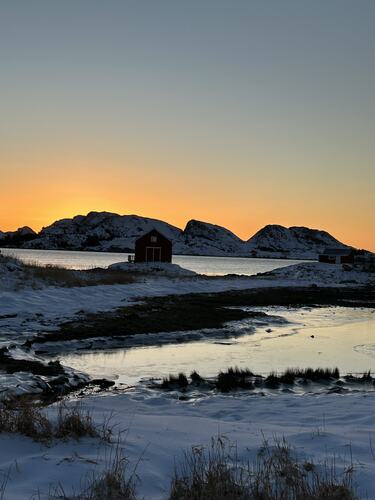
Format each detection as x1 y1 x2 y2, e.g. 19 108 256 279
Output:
170 436 356 500
80 445 137 500
0 400 111 443
0 400 53 442
24 263 137 287
1 253 138 287
48 442 138 500
55 403 99 440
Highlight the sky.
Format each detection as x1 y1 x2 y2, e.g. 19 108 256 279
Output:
0 0 374 249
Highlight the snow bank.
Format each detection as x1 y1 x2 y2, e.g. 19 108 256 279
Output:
1 390 375 498
261 261 375 286
0 253 33 291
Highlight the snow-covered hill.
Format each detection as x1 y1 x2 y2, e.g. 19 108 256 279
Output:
174 219 246 256
24 212 181 252
246 224 349 259
22 212 247 256
2 212 358 259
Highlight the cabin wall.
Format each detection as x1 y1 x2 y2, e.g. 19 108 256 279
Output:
134 232 172 263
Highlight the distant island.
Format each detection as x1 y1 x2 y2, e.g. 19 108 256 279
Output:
0 211 357 260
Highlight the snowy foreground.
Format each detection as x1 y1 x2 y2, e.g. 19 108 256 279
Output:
1 390 375 499
1 259 374 498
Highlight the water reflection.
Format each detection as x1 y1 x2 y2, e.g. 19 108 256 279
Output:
61 307 375 385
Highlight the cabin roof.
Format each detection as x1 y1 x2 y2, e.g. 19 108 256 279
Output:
135 228 171 243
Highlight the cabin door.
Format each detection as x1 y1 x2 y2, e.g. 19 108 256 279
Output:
146 247 161 262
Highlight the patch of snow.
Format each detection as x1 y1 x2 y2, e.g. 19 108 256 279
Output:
262 261 375 286
0 253 38 291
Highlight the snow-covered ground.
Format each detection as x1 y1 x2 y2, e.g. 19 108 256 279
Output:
263 261 374 285
1 390 375 499
1 261 373 339
0 256 374 497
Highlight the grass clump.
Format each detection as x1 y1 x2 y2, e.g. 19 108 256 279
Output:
158 366 344 393
170 437 356 500
161 373 189 389
49 444 137 500
288 367 340 382
0 400 52 441
190 371 204 383
216 367 255 393
0 401 110 443
265 367 340 387
345 371 374 384
79 446 137 500
55 403 98 440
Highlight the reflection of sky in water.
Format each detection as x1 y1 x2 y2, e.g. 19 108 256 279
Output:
61 307 375 385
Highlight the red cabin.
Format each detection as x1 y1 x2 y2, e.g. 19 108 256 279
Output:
134 229 172 263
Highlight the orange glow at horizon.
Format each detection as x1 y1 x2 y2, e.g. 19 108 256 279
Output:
1 148 374 252
1 168 374 252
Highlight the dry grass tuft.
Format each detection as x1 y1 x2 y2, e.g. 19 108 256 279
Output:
265 367 340 387
0 400 53 442
216 367 255 393
24 262 137 287
170 436 356 500
0 400 111 443
55 403 98 440
49 443 138 500
161 373 189 389
81 446 137 500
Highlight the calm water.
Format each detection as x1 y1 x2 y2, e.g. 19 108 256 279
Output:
61 307 375 384
1 247 309 276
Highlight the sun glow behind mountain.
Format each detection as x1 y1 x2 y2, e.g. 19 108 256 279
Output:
0 1 374 250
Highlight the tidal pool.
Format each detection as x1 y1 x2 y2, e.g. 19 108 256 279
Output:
60 307 375 385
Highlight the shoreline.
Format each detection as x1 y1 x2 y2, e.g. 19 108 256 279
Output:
28 285 375 350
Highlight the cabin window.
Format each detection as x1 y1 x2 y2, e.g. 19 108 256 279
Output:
150 235 157 243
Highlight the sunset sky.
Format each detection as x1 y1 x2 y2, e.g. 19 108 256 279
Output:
1 1 374 249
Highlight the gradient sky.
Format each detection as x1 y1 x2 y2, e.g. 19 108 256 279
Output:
1 0 374 249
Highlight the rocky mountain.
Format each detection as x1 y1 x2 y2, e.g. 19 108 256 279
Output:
246 225 349 260
174 220 246 256
23 212 181 252
1 211 356 259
